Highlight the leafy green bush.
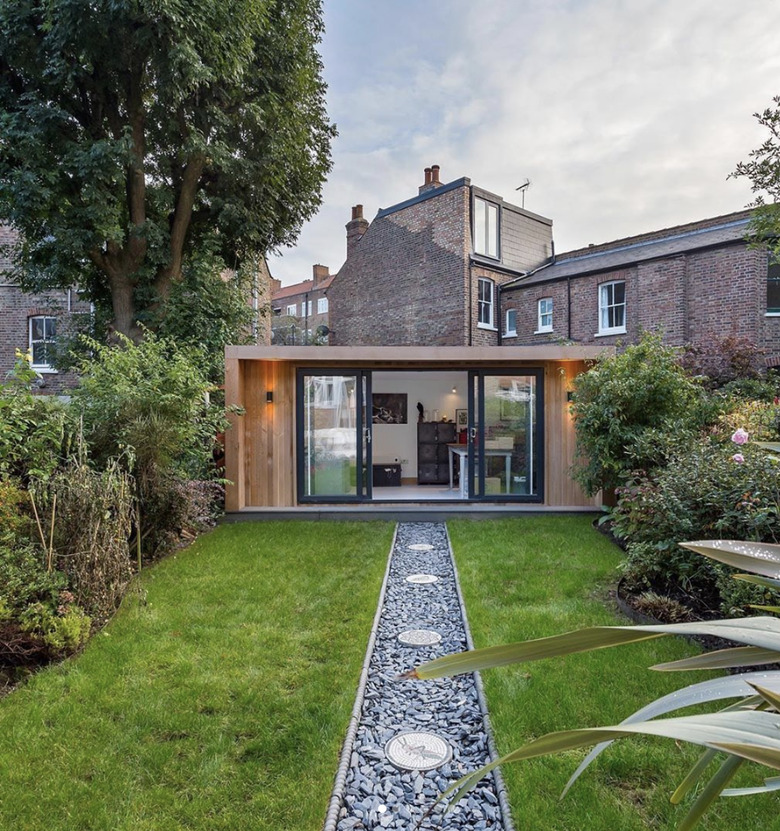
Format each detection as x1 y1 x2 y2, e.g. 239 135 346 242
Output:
613 440 780 615
570 333 704 496
0 350 73 482
72 332 227 558
0 515 90 667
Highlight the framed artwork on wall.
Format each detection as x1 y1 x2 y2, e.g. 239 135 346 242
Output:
455 408 468 428
372 393 408 424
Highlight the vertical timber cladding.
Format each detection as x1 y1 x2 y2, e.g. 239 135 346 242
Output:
239 359 296 508
543 360 598 508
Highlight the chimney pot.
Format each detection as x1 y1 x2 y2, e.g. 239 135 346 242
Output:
431 164 440 184
424 167 432 185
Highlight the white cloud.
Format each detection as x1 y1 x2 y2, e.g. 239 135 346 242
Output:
269 0 780 284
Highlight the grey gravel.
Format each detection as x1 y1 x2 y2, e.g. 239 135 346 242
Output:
329 522 512 831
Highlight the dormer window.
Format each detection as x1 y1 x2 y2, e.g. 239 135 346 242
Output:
474 197 499 259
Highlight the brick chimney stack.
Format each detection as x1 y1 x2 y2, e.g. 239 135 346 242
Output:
418 164 443 194
346 204 369 259
312 264 330 287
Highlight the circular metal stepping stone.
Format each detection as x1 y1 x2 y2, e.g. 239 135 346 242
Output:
385 731 453 771
408 543 434 551
405 573 439 584
398 628 442 646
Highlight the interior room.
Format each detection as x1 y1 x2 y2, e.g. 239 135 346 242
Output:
370 370 468 500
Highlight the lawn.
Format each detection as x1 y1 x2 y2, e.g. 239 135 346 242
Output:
2 517 777 830
0 521 394 831
449 516 778 830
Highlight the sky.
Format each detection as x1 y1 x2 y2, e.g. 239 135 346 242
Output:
268 0 780 286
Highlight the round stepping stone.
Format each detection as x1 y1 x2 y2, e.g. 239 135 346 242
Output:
405 573 439 584
408 543 434 551
385 731 453 771
397 628 442 646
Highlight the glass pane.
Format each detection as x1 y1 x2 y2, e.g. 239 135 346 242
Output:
302 374 358 497
45 317 57 338
768 277 780 312
31 317 44 340
481 375 537 496
32 342 48 366
475 199 486 253
486 202 498 257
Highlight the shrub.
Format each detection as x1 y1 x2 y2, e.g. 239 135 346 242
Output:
613 440 780 615
33 459 134 623
570 333 704 495
0 540 90 667
681 334 768 387
72 332 228 558
0 350 73 482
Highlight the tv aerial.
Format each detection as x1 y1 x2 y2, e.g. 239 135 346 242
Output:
515 178 531 209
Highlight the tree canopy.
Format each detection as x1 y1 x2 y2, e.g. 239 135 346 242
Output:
732 95 780 259
0 0 334 341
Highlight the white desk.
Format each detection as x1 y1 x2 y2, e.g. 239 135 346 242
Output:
447 444 513 498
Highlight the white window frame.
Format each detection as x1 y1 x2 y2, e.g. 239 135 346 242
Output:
474 197 499 259
304 300 313 316
597 280 627 336
286 303 297 316
477 278 495 329
29 315 57 371
504 308 517 337
536 297 553 333
317 296 328 314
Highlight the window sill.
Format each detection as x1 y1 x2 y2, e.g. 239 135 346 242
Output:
473 251 501 263
477 323 498 331
503 332 517 339
534 328 553 335
594 328 626 338
766 312 780 317
32 367 59 374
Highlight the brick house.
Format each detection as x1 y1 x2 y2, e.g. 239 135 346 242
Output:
499 210 780 366
270 264 333 345
327 165 553 346
0 224 90 394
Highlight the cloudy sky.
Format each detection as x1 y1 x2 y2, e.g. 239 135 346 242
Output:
268 0 780 286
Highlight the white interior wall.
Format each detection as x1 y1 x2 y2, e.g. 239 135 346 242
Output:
372 371 467 480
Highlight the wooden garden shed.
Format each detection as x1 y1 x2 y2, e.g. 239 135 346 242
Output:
224 345 611 513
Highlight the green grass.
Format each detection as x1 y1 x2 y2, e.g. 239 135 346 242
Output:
0 521 394 831
449 516 779 831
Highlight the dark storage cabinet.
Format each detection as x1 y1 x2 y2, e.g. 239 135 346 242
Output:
372 463 402 487
417 422 456 484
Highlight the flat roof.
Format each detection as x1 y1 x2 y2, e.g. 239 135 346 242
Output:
226 344 612 363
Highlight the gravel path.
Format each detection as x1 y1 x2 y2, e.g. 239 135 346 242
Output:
324 522 513 831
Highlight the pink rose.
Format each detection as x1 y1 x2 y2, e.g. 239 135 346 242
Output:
731 428 749 446
732 453 745 463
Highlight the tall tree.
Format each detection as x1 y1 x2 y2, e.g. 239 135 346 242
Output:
732 95 780 258
0 0 334 341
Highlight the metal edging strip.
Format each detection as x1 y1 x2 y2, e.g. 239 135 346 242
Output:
321 522 399 831
444 523 517 831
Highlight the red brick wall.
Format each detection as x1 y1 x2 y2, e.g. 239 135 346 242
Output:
501 242 780 363
328 185 471 345
1 224 88 393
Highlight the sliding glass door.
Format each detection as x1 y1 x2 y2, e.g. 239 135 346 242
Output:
467 369 543 501
296 370 372 502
